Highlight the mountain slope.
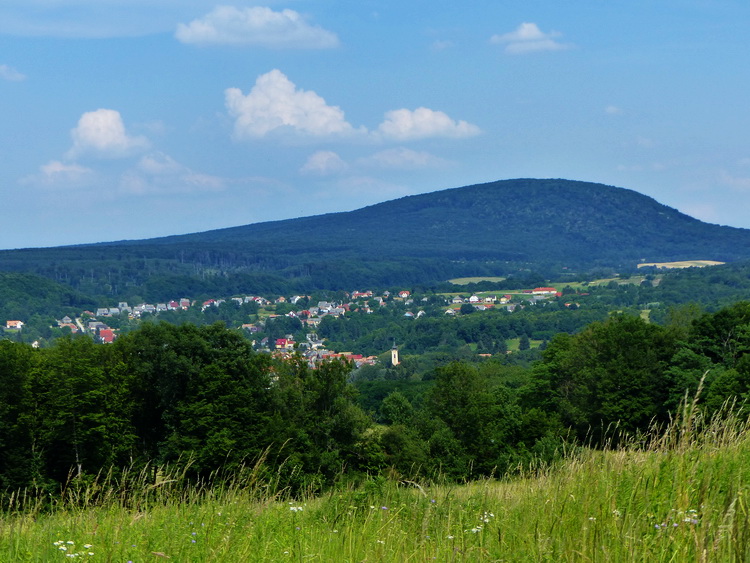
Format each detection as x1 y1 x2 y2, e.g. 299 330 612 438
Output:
2 178 750 296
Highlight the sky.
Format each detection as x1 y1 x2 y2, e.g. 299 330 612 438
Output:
2 1 750 249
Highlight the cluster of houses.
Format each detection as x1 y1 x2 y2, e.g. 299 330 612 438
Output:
269 333 379 368
5 286 564 351
43 299 195 344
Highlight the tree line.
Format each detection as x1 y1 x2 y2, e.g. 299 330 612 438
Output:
1 302 750 499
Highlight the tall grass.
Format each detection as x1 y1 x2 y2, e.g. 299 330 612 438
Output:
4 403 750 561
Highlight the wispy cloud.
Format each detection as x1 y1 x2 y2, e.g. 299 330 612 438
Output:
119 152 225 195
0 64 26 81
20 160 96 189
176 6 339 48
430 39 454 52
490 22 570 54
359 147 449 169
720 170 750 192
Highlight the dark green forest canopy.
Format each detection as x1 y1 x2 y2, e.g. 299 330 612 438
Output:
3 303 750 497
3 179 750 297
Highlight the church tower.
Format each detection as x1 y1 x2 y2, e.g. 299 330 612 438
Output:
391 343 400 366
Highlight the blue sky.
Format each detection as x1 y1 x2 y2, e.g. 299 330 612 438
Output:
2 1 750 249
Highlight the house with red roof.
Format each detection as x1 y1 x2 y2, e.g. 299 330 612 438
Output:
275 338 295 350
98 328 116 343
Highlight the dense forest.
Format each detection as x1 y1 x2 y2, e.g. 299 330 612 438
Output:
2 301 750 500
4 179 750 298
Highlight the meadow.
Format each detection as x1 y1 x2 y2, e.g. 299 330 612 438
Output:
3 398 750 562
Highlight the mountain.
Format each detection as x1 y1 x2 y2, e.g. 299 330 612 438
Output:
2 178 750 298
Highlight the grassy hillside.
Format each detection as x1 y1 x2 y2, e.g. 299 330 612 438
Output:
3 178 750 297
5 408 750 561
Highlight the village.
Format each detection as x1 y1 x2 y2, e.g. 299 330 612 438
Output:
2 286 565 365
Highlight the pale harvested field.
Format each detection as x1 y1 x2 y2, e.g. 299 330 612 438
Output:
448 276 507 284
637 260 724 269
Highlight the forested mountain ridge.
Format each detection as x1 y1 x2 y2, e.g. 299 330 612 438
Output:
122 178 750 262
2 178 750 298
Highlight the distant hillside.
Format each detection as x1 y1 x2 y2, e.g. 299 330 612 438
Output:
0 272 96 320
2 178 750 298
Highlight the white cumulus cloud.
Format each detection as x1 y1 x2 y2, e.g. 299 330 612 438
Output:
67 109 149 159
175 6 339 48
300 151 348 175
490 22 570 54
377 107 480 141
225 69 360 138
0 64 26 81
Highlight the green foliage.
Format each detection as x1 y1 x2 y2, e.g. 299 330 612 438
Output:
0 272 95 325
9 410 750 561
425 363 522 476
5 179 750 296
0 341 35 490
524 315 678 443
5 300 750 500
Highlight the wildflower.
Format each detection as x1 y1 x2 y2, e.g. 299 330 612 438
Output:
588 517 596 521
381 506 388 510
480 511 495 523
376 540 385 544
447 535 454 540
290 506 303 512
